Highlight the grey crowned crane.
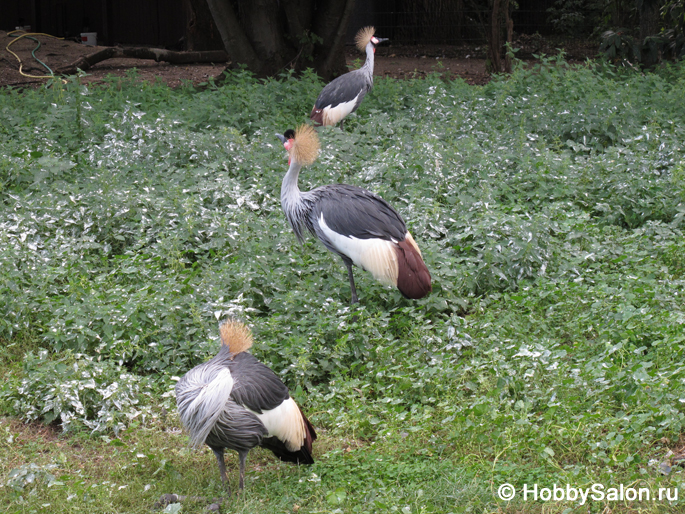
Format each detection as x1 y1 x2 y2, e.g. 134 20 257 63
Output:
175 320 316 493
277 125 432 304
310 26 388 129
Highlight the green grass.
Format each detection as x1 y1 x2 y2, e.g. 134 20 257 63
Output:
1 58 685 513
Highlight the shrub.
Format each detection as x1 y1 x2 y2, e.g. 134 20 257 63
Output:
1 350 153 434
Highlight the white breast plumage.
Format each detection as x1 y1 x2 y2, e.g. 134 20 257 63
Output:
322 92 362 126
318 213 399 287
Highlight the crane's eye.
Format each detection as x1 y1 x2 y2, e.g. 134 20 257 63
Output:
284 140 293 151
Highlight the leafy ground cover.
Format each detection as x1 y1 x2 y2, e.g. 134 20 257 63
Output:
1 57 684 513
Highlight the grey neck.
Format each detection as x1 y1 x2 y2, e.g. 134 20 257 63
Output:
280 159 312 242
362 42 375 77
281 159 302 209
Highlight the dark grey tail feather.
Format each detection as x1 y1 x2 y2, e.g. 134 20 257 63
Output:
395 239 432 299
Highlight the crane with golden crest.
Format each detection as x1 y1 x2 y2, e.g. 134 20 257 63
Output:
310 26 388 129
176 320 316 493
276 125 432 304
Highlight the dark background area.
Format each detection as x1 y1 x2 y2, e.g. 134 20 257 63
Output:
2 0 187 47
1 0 564 49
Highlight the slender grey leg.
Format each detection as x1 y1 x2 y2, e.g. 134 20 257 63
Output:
344 260 359 304
238 451 248 490
340 119 344 131
211 447 231 495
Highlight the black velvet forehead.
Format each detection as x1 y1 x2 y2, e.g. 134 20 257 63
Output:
283 129 296 139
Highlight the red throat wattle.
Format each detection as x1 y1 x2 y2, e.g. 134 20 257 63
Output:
285 140 293 165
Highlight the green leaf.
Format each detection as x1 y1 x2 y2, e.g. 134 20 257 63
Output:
326 488 347 506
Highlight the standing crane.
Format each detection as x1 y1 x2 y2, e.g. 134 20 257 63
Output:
277 125 432 304
176 320 316 494
310 26 388 129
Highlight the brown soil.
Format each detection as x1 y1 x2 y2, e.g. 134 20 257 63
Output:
0 30 491 88
0 30 597 88
368 44 490 84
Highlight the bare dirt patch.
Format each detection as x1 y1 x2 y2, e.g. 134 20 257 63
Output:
2 417 62 444
0 31 223 88
0 30 490 88
373 43 490 84
1 30 597 89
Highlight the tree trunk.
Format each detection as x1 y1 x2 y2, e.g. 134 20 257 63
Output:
639 0 662 67
241 0 292 71
639 0 662 40
188 0 354 79
204 0 265 73
504 0 513 73
488 0 502 73
487 0 514 74
183 0 224 51
311 0 357 81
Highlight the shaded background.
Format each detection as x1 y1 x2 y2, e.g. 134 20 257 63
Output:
0 0 602 48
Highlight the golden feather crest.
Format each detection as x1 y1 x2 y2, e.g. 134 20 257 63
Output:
291 125 320 166
355 26 376 52
219 319 253 354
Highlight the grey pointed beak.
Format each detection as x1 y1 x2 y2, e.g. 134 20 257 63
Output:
276 133 287 144
375 38 389 44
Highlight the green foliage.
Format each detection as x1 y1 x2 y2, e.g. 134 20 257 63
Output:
6 462 60 492
1 60 685 512
662 0 685 58
1 350 152 434
547 0 622 36
599 29 643 62
599 0 685 65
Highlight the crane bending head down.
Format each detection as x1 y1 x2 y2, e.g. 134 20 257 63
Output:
175 319 316 494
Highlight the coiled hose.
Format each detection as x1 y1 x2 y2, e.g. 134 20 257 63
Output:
6 30 64 79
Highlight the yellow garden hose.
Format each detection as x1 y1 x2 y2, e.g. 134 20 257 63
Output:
6 30 64 79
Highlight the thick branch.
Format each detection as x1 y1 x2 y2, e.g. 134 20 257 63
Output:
55 47 228 75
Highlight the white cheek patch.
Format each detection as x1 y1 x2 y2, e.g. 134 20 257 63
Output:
318 214 399 286
322 92 361 126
